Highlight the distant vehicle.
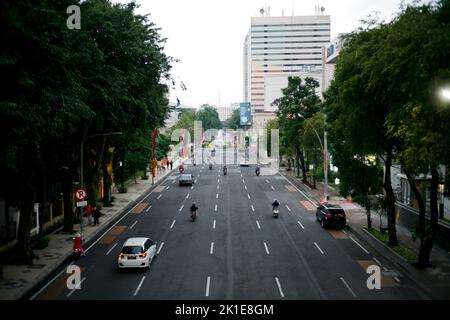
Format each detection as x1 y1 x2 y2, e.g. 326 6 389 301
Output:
316 203 346 229
179 173 194 186
117 237 157 270
239 159 250 167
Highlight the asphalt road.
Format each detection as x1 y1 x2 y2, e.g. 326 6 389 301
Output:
33 148 430 300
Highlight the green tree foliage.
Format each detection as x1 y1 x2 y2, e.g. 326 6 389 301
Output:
0 0 172 263
227 108 241 130
326 0 450 262
196 104 221 131
273 76 321 183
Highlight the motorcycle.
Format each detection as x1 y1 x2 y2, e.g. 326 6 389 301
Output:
209 163 212 170
191 210 198 222
255 168 260 176
272 207 279 218
73 247 82 260
223 167 227 175
179 166 184 174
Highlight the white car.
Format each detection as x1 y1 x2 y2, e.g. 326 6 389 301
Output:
117 237 157 270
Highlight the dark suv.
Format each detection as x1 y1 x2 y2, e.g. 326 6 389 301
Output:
316 203 346 229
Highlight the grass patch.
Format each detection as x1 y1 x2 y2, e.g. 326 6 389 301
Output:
367 227 417 262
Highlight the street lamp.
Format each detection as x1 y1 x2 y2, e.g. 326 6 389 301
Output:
297 113 329 201
440 87 450 102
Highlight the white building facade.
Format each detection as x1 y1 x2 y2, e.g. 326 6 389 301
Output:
244 14 331 128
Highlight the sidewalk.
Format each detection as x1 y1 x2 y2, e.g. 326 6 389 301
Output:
282 169 450 299
0 159 182 300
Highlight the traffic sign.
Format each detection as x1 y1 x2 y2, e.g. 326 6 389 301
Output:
76 200 87 207
75 188 87 201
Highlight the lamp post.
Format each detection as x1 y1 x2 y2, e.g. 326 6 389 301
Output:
297 113 329 201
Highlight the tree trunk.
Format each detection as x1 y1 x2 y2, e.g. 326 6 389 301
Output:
383 148 398 246
103 165 112 207
405 170 427 268
287 158 291 171
62 170 74 233
418 168 439 268
313 146 317 189
16 183 35 265
298 147 307 183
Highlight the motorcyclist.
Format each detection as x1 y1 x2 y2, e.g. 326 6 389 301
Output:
179 164 184 173
73 232 86 256
223 165 227 175
255 165 261 175
272 199 280 210
190 202 199 219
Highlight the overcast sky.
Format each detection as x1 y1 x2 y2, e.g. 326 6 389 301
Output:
114 0 418 108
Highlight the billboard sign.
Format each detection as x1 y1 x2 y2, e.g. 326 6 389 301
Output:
239 103 252 126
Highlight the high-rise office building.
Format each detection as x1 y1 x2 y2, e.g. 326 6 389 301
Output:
243 14 331 128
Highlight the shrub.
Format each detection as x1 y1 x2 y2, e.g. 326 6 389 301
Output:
31 235 50 250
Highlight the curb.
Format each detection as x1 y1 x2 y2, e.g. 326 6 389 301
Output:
19 167 178 300
359 227 410 263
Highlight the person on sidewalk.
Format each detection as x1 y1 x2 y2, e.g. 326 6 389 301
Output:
85 203 94 226
93 206 101 226
170 160 173 170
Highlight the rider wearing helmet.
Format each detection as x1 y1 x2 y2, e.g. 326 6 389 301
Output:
272 199 280 210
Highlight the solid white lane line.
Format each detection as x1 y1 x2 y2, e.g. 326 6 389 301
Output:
256 220 261 229
340 277 357 298
133 276 146 297
275 277 285 298
216 193 219 199
145 205 152 213
106 243 118 256
298 221 305 229
372 257 382 267
342 230 348 235
244 185 247 190
210 242 214 254
349 235 370 254
247 194 251 199
205 276 211 297
179 204 184 212
285 205 291 211
157 194 162 200
186 193 190 199
264 242 270 255
170 220 176 229
213 220 216 229
130 220 138 229
215 204 217 212
314 242 324 254
157 242 164 255
279 172 316 205
67 277 86 297
251 205 255 212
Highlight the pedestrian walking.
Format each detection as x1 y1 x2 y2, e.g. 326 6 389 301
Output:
85 203 94 225
169 160 173 170
93 206 101 226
